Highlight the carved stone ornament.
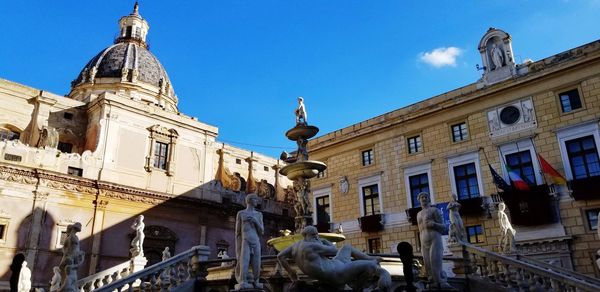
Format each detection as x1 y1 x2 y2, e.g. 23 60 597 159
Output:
339 176 349 194
0 166 38 185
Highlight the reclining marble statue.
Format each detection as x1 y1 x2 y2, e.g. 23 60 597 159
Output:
235 193 264 290
416 192 453 290
277 225 391 291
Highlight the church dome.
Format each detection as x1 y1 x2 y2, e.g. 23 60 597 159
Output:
72 42 171 89
69 2 178 112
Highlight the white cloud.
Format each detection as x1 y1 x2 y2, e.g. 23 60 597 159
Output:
419 47 462 68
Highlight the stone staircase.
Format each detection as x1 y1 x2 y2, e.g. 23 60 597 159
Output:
83 242 600 292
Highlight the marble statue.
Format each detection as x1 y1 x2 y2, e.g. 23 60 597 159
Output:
491 44 504 70
162 247 171 261
220 250 230 267
234 193 264 290
498 202 516 254
295 96 307 125
59 222 84 292
296 138 309 161
277 225 391 291
49 266 61 292
38 126 59 149
339 176 349 194
447 194 467 245
416 192 453 290
18 261 31 292
130 215 145 257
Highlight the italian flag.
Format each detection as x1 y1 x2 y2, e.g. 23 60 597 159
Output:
505 165 530 191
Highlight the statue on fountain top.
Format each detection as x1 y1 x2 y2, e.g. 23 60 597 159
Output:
295 97 307 126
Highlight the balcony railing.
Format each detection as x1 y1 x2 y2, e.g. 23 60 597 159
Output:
457 196 484 216
499 184 558 226
570 175 600 200
358 214 384 232
405 207 421 225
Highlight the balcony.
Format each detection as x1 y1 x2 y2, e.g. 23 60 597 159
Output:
570 176 600 200
358 214 384 232
405 207 422 226
499 184 558 226
315 222 331 233
457 196 484 216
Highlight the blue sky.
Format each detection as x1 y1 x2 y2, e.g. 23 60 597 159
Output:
1 1 599 157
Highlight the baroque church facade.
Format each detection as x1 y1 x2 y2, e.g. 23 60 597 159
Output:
309 28 600 276
0 4 293 288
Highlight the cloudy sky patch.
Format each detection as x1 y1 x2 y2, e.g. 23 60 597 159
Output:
419 47 462 68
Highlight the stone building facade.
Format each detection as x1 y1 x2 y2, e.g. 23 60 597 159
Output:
0 4 293 288
308 28 600 276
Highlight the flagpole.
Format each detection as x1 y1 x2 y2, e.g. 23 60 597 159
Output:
529 136 550 187
480 147 500 194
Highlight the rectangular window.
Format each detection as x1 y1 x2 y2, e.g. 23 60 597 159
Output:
559 89 582 113
407 136 422 154
58 142 73 153
566 136 600 179
367 237 382 254
264 166 269 172
153 141 169 170
67 167 83 177
236 158 242 164
0 224 6 240
63 112 74 120
505 150 536 185
454 163 480 200
315 195 330 225
451 123 468 142
362 184 380 216
467 225 484 244
409 173 429 208
4 154 22 162
362 149 374 166
125 26 132 37
585 209 600 231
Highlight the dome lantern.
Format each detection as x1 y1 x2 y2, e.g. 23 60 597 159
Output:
116 1 150 48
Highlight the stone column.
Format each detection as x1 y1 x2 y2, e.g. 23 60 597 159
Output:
88 199 109 274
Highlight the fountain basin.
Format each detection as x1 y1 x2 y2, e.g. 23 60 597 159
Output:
279 161 327 180
267 232 346 252
285 125 319 141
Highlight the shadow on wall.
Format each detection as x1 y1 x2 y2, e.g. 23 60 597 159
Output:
1 180 293 289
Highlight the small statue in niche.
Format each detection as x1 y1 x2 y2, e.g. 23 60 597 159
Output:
295 96 307 125
339 176 349 194
491 43 505 70
161 247 171 261
130 215 145 258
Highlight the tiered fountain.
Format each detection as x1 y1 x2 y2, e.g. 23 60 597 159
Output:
267 97 345 251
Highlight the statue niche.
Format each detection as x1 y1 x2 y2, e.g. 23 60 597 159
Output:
478 28 516 85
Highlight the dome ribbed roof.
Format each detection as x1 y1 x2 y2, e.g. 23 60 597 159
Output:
72 42 171 88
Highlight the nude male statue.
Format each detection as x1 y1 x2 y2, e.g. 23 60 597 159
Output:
235 193 264 290
295 97 307 125
277 225 391 291
130 215 145 257
416 192 452 290
498 202 516 254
